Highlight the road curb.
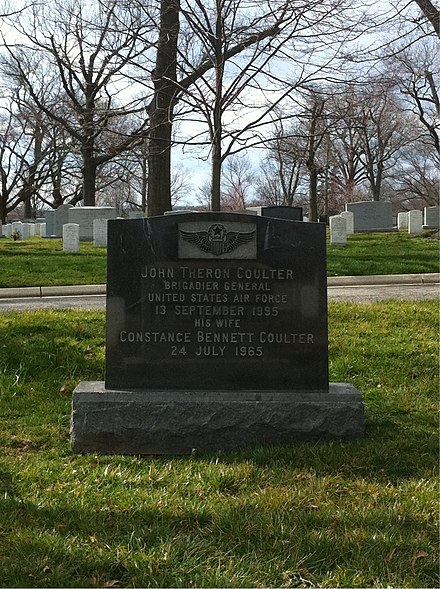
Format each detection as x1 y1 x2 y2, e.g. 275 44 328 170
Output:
0 284 106 299
327 273 440 287
0 274 438 299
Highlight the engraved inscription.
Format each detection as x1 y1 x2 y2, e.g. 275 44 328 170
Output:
119 263 317 359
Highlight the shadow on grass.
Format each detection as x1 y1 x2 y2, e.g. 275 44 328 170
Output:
190 413 438 484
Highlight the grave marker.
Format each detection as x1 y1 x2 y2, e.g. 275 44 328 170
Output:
43 210 56 236
93 218 108 247
68 206 117 240
11 221 23 239
408 210 423 235
340 211 354 235
423 206 439 229
397 212 409 231
63 223 80 251
72 213 364 454
329 215 347 246
21 223 35 239
346 201 393 232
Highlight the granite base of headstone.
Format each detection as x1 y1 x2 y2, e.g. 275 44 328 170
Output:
72 383 364 454
71 213 365 454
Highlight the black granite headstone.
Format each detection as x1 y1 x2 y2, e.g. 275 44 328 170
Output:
105 212 328 393
72 211 365 453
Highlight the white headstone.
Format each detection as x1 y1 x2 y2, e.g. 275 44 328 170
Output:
408 210 423 235
397 212 409 231
340 211 354 235
63 223 80 252
93 218 108 247
11 221 23 239
330 215 347 246
39 223 46 238
21 223 35 239
34 223 41 236
3 224 11 237
0 222 2 238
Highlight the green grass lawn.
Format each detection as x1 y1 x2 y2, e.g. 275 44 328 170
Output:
0 237 107 287
0 301 438 587
0 232 438 288
327 231 439 277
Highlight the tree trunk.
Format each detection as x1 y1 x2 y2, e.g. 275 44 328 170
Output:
211 147 222 211
413 0 440 36
141 156 148 213
209 0 224 211
147 0 180 216
0 198 6 224
309 166 319 222
23 182 32 219
82 153 97 206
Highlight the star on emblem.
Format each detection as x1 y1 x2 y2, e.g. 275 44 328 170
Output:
180 223 256 256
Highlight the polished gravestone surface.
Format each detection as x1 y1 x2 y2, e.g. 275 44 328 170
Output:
105 213 328 392
72 212 364 453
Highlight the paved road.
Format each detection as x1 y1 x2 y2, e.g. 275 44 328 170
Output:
327 282 439 303
0 282 437 312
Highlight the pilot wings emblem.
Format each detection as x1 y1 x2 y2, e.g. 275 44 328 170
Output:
180 223 256 256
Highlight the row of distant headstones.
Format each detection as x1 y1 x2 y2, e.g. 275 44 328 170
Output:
2 204 438 250
329 206 439 246
0 218 111 250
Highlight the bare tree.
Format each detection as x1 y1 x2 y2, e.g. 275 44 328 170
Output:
384 38 440 155
2 0 154 206
221 155 255 210
147 0 371 213
390 144 439 208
